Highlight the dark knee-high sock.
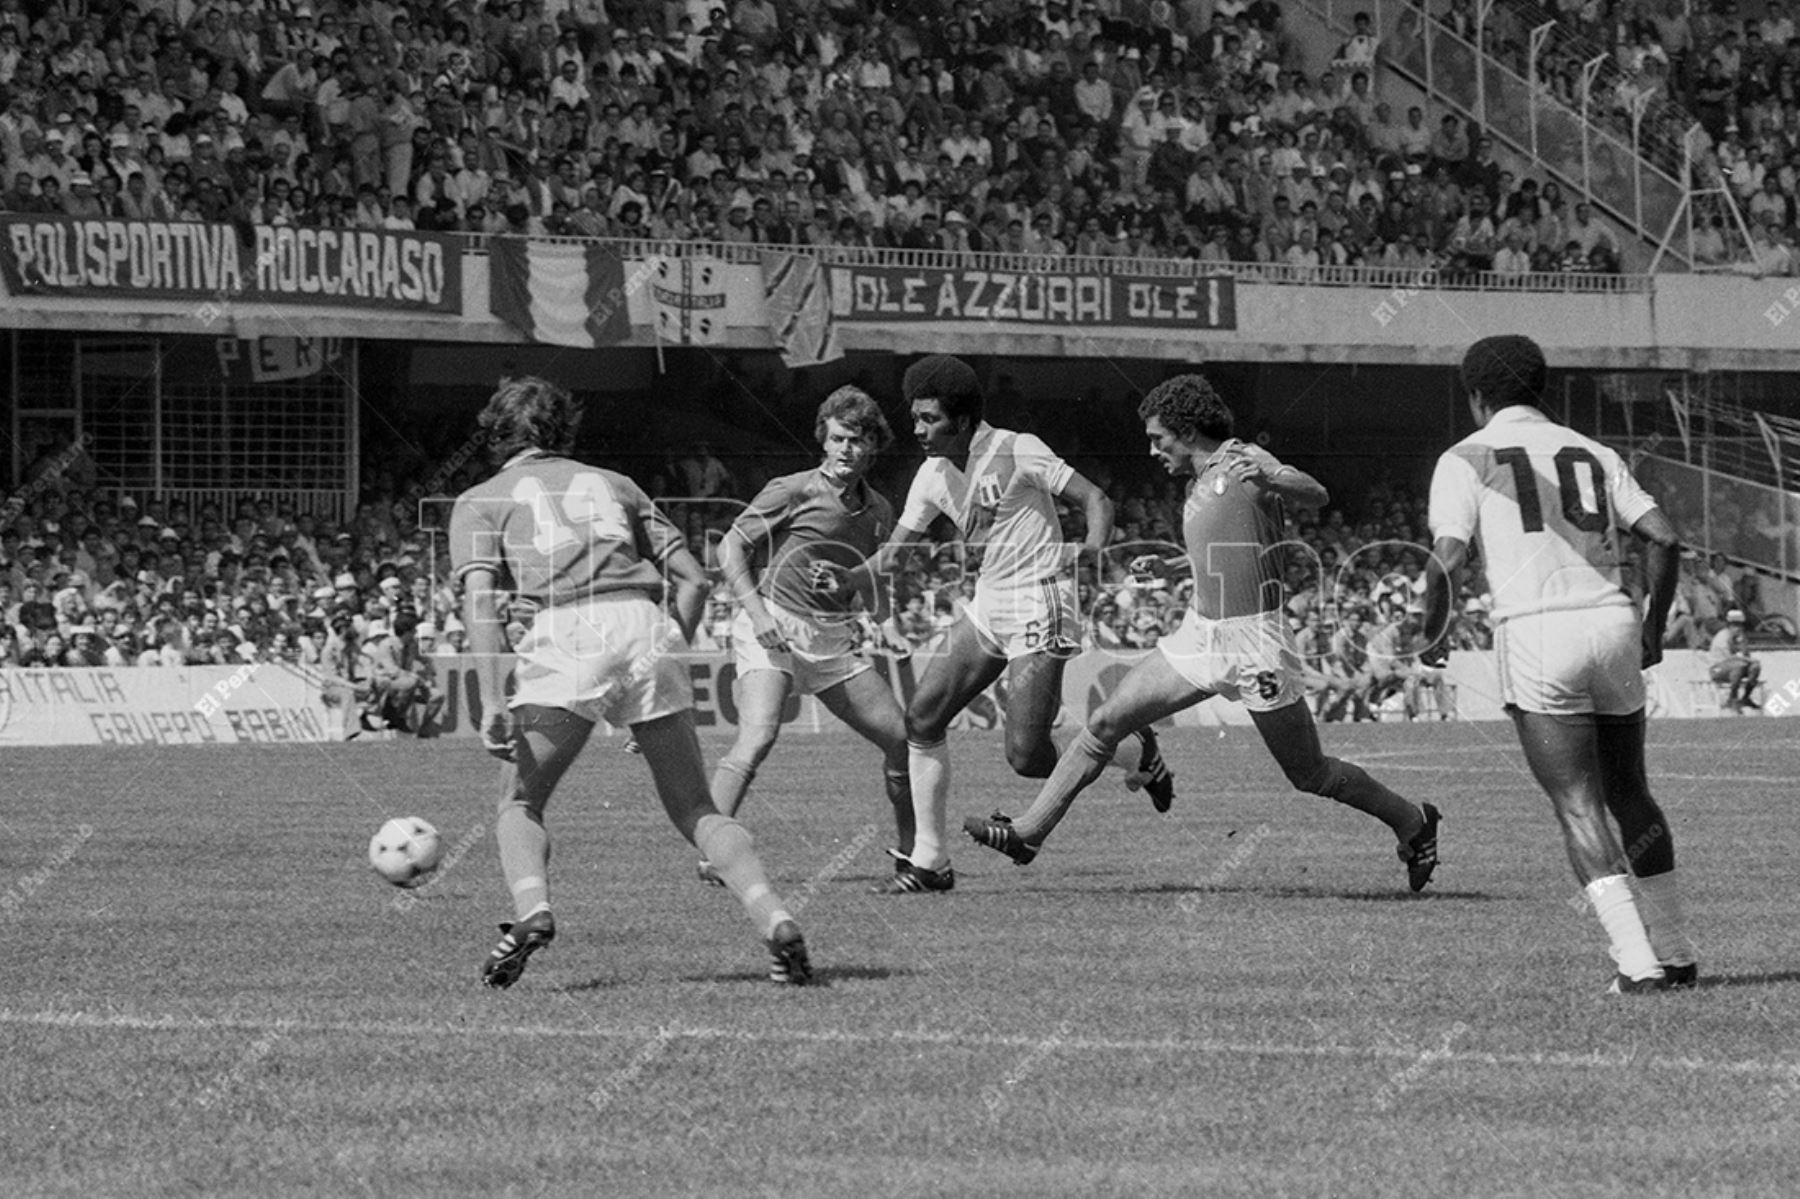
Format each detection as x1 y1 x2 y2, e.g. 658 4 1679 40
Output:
1313 757 1421 840
1013 729 1116 845
885 766 915 856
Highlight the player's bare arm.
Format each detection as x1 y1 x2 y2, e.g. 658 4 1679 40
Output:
1420 535 1467 666
1057 469 1116 558
1632 508 1682 669
459 564 515 760
663 543 711 646
717 523 788 652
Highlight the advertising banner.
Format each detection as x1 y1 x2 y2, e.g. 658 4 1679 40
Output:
0 664 333 747
0 216 461 312
826 264 1237 330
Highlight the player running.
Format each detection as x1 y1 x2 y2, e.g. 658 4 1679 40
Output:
856 355 1172 894
1421 335 1696 993
699 386 916 883
450 376 812 988
964 374 1441 891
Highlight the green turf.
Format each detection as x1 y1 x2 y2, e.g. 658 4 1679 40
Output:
2 719 1797 1197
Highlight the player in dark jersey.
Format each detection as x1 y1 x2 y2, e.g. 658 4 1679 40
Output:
449 376 812 988
699 386 916 882
965 374 1442 891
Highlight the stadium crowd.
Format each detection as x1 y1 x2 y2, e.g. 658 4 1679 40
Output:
10 408 1765 728
1415 0 1800 269
0 0 1639 276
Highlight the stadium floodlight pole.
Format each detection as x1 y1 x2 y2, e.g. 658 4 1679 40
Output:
1528 22 1556 159
1579 54 1608 199
1475 0 1496 126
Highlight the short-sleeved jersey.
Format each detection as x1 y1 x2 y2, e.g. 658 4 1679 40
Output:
897 422 1075 588
1428 406 1657 622
731 468 893 618
448 452 684 606
1181 439 1290 620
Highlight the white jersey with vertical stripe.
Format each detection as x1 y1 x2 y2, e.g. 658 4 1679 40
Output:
898 422 1076 587
1428 405 1658 623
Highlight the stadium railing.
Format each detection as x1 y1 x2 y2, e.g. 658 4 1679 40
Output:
1346 0 1690 263
458 234 1652 293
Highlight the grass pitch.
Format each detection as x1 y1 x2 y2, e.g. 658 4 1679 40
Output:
3 719 1798 1197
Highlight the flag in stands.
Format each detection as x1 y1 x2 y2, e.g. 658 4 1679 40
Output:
651 257 729 344
759 251 841 368
488 240 632 348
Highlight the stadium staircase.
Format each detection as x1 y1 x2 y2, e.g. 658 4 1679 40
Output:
1285 0 1697 270
1593 372 1800 636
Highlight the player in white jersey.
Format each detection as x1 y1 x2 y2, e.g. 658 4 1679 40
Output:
1422 335 1697 994
852 355 1171 893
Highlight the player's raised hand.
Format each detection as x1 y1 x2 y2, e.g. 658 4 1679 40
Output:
481 707 516 762
1222 443 1267 487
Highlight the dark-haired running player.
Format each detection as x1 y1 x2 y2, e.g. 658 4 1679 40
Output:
965 374 1441 891
857 355 1172 893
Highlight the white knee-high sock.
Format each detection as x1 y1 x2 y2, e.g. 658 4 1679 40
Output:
907 738 951 871
1586 874 1661 980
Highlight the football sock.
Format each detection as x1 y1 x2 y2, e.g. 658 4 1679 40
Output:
884 766 915 857
1310 757 1420 839
710 755 758 819
1634 868 1697 967
496 803 550 921
1586 873 1662 980
1013 728 1115 844
907 738 951 871
694 814 787 938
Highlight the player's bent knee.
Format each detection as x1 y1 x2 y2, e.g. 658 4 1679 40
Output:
1004 737 1058 779
1288 756 1343 796
905 708 949 744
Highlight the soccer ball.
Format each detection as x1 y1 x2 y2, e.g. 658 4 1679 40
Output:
368 817 444 888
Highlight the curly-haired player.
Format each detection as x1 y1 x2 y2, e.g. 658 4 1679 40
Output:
965 373 1442 891
449 376 813 987
851 355 1172 894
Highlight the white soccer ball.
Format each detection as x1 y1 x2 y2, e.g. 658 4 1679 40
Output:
369 817 444 888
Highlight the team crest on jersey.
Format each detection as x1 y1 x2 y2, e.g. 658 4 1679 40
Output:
975 474 1004 509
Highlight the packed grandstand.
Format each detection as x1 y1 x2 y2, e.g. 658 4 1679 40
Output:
10 0 1770 273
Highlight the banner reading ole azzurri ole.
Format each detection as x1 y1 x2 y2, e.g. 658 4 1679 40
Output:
0 215 461 312
826 264 1236 329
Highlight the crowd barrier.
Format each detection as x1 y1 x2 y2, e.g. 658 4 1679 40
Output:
0 649 1789 748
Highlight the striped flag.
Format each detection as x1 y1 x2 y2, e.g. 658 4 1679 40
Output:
488 239 631 348
759 250 841 368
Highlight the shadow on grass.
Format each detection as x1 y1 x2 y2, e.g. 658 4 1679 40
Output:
1117 882 1505 902
1694 970 1800 991
676 964 917 987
